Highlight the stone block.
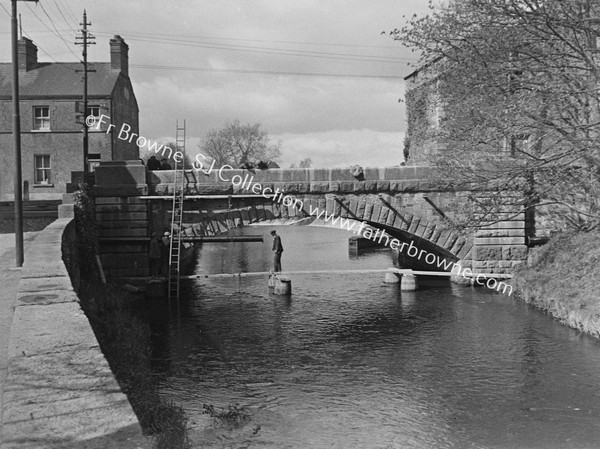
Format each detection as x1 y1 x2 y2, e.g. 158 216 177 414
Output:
400 180 420 192
328 181 340 192
355 201 366 219
473 245 503 261
57 203 74 219
457 242 473 260
353 181 366 192
98 220 148 229
311 169 329 182
92 184 148 196
281 182 300 193
195 184 234 194
95 204 147 213
365 181 378 192
371 204 382 223
340 181 354 192
474 237 526 245
376 181 390 192
475 228 525 238
472 260 488 269
363 203 374 221
94 160 146 186
408 217 421 235
420 223 434 240
96 212 147 221
310 182 329 193
98 228 147 237
502 245 529 260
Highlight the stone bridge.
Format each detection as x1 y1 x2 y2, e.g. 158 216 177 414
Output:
89 161 530 282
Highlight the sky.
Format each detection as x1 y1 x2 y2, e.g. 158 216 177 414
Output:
0 0 432 168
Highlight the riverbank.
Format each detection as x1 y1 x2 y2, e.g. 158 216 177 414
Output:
513 230 600 338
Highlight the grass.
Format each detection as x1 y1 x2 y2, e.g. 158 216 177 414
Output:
78 282 191 449
513 229 600 338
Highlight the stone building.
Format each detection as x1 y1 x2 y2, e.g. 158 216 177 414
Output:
402 58 444 165
0 35 139 200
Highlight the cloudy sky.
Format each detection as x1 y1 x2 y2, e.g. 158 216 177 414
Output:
0 0 432 167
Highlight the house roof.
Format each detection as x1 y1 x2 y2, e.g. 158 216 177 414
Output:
0 62 121 99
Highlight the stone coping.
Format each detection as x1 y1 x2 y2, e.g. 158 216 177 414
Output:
147 165 433 184
0 218 147 449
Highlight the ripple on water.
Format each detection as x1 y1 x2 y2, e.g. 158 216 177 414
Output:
149 227 600 449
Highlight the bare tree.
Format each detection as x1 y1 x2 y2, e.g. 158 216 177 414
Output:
393 0 600 232
290 158 313 168
199 120 281 168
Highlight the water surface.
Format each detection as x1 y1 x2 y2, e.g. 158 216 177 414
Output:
144 226 600 449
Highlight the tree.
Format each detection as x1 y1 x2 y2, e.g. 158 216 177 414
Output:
393 0 600 231
290 158 312 168
199 120 281 168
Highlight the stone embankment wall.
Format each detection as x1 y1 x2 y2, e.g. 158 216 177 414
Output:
0 211 147 449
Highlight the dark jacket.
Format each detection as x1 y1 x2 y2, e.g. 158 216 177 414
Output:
272 235 283 253
147 157 161 170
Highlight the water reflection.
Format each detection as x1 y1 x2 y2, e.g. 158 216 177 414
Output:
142 225 600 449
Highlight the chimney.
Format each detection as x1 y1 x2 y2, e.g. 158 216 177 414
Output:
110 35 129 77
18 38 37 71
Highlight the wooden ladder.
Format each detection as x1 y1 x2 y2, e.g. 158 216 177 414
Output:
168 120 186 301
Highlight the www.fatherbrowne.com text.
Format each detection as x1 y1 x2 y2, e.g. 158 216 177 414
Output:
89 115 513 296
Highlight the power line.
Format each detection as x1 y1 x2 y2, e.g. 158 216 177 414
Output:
99 29 403 51
0 1 76 71
58 0 79 25
95 32 410 64
51 0 78 33
131 63 402 79
25 1 80 61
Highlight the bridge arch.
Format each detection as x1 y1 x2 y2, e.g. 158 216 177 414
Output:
182 196 471 272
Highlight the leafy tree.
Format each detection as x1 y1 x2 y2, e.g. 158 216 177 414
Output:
392 0 600 231
199 120 281 168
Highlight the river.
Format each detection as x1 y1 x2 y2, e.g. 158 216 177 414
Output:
142 225 600 449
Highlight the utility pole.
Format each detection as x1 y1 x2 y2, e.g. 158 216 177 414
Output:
11 0 38 268
75 10 95 173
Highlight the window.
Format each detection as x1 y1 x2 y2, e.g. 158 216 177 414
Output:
88 153 101 172
33 106 50 130
86 105 100 118
34 155 51 185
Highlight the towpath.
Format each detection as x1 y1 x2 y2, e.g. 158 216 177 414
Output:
0 233 38 441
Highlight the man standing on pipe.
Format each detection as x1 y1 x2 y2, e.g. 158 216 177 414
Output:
271 230 283 272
